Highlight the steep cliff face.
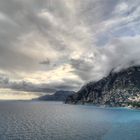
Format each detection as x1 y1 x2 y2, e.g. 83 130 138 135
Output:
65 66 140 107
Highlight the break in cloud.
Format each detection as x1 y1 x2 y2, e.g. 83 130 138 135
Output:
0 0 140 98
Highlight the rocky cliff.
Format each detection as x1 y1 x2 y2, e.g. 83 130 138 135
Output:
65 66 140 107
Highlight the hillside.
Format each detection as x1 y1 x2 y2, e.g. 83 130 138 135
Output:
38 90 75 101
65 66 140 108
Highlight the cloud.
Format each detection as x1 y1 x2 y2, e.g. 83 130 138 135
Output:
103 36 140 72
39 58 50 65
0 0 140 97
70 35 140 83
0 0 119 72
0 73 81 95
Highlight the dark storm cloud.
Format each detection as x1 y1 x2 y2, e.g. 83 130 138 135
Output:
0 74 80 93
40 58 50 65
70 58 95 81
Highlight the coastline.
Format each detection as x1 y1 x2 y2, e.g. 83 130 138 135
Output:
65 102 140 110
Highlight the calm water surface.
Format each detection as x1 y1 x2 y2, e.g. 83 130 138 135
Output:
0 101 139 140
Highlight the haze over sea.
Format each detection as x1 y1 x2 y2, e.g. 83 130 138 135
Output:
0 101 139 140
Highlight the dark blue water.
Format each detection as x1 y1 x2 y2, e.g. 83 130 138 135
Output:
0 101 139 140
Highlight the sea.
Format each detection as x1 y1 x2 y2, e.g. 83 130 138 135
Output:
0 101 139 140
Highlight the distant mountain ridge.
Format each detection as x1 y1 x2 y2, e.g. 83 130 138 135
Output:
38 90 75 101
65 66 140 108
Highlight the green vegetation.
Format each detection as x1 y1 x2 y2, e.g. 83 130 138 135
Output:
128 102 140 107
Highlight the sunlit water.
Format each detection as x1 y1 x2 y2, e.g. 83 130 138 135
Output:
0 101 139 140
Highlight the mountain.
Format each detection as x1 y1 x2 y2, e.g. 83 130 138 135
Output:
65 66 140 108
38 90 75 101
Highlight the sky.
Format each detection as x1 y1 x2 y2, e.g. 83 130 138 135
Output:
0 0 140 99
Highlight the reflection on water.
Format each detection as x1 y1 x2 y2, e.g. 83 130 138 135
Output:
0 101 139 140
